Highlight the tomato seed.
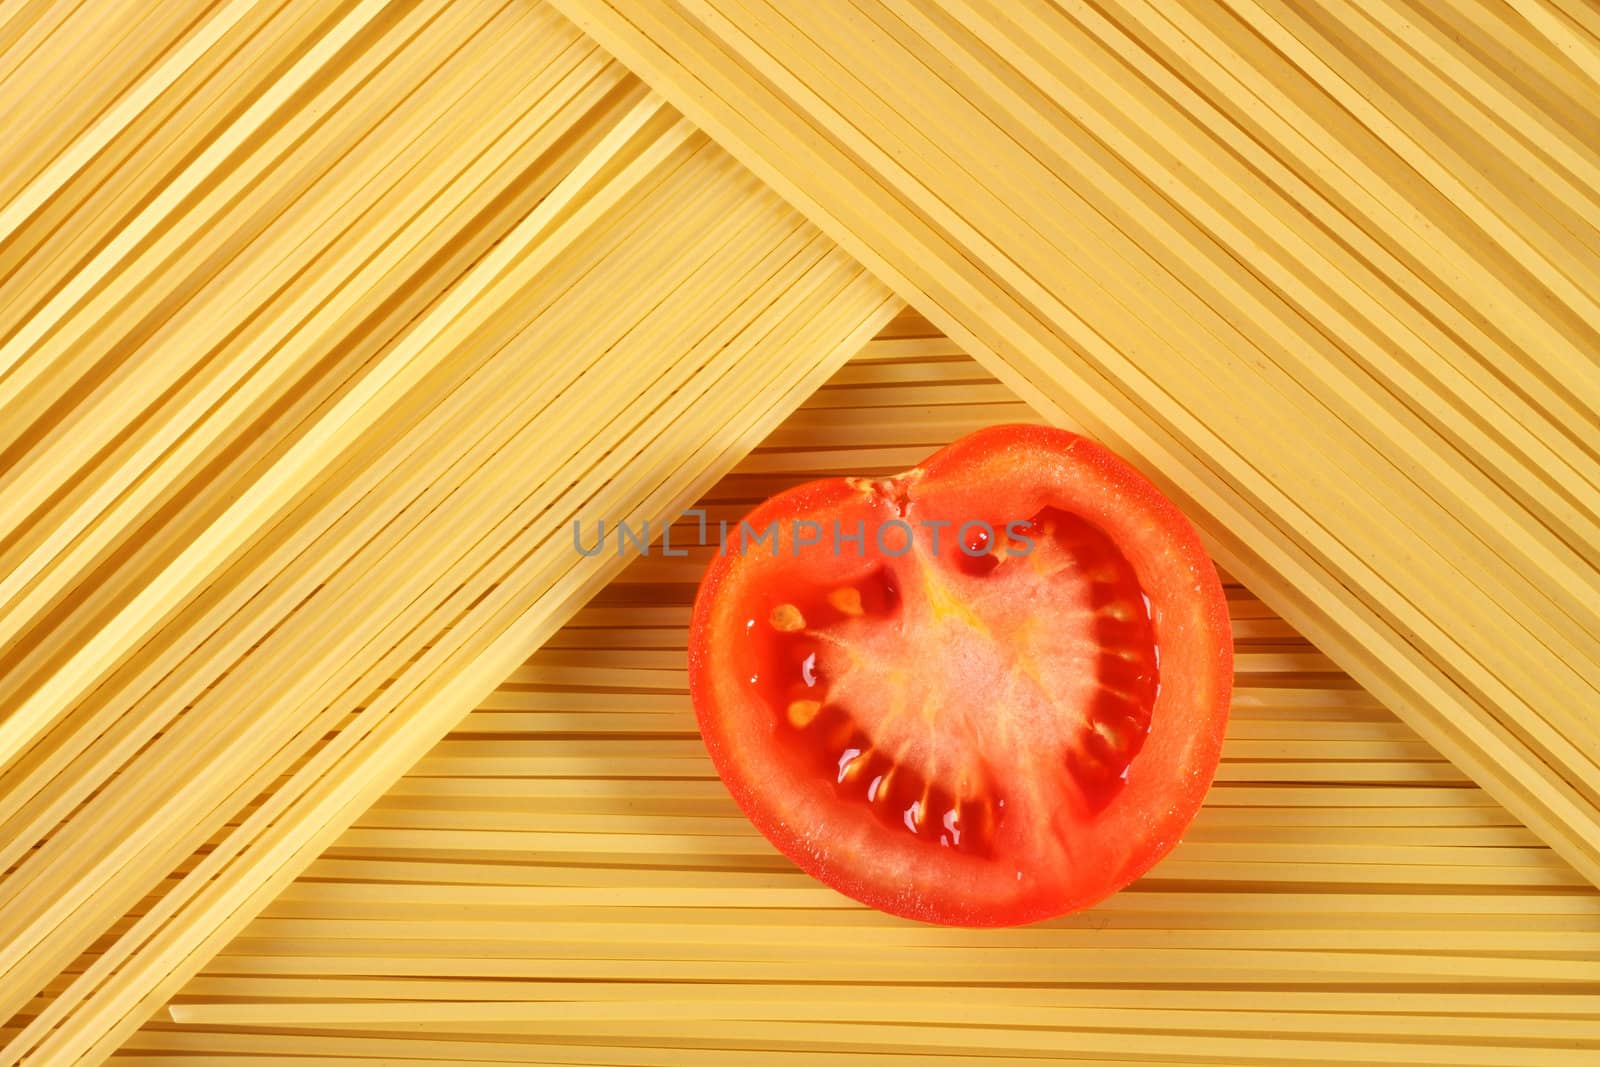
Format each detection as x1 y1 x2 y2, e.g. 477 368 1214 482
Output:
768 603 806 632
836 746 869 784
941 804 962 845
1093 719 1128 753
787 699 822 728
827 587 864 616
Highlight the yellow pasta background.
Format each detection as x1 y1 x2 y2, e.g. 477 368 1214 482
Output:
0 0 1595 1063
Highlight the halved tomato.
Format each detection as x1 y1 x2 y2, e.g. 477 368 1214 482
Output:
688 425 1231 926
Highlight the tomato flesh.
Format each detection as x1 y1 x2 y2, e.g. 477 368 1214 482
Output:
689 425 1231 926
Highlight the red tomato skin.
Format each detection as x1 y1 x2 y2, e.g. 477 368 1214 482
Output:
689 425 1232 926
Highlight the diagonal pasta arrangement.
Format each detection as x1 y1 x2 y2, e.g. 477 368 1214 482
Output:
0 2 894 1061
553 0 1600 887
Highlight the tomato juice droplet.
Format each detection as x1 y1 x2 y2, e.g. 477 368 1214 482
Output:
960 521 992 556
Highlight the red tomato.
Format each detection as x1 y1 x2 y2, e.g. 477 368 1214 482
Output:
688 425 1231 926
